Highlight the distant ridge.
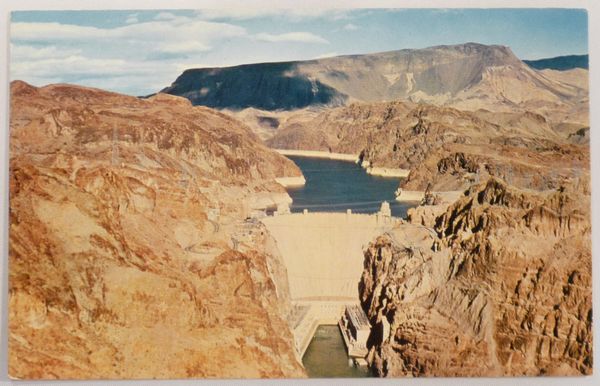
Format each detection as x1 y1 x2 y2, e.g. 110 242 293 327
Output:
161 43 587 112
524 54 588 71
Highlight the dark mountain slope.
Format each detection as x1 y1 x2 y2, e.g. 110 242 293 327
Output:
524 54 588 70
161 61 347 110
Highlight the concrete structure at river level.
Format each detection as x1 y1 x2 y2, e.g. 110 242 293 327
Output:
339 304 371 365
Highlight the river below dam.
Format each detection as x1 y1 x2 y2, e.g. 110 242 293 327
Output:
302 325 372 378
286 156 413 217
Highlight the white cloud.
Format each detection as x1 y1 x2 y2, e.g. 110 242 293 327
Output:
125 14 139 24
154 12 177 21
158 41 211 54
195 8 351 22
11 22 107 41
10 52 181 94
12 55 131 79
254 32 329 44
11 20 247 45
8 12 340 95
9 17 250 95
314 52 339 59
11 44 81 60
343 23 359 30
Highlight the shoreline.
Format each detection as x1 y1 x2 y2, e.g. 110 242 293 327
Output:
365 167 410 178
275 176 307 188
275 149 358 162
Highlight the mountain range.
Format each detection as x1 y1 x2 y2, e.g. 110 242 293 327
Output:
161 43 588 122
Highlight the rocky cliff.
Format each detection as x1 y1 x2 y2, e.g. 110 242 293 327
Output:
269 101 589 192
8 81 305 379
359 177 592 376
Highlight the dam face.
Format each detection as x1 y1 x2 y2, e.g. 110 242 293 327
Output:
262 212 397 300
261 211 399 357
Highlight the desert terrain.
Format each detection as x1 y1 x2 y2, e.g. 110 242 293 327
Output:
8 81 305 378
8 41 591 378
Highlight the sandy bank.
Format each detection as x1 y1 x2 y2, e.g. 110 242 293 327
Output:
275 149 358 162
396 190 463 203
366 167 410 178
275 176 306 188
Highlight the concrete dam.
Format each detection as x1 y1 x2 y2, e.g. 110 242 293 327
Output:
260 210 400 357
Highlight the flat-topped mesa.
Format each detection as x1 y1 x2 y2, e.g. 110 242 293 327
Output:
162 42 587 115
161 61 348 110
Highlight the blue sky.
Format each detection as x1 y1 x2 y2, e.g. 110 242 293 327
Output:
10 8 588 96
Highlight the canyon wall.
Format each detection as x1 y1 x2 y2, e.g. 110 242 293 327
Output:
359 177 592 376
8 81 305 379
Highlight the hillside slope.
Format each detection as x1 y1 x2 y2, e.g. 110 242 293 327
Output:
8 81 305 379
162 43 587 118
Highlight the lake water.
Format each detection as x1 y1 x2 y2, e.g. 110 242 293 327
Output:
286 156 413 218
302 325 372 378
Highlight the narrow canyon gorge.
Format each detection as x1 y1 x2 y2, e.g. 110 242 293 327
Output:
8 41 591 379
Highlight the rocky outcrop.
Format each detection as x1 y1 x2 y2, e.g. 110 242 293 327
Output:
359 177 592 377
8 81 305 379
269 100 589 193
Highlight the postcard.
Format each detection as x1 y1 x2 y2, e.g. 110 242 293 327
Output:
6 6 591 380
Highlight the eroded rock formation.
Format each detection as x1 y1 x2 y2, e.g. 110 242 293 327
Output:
359 177 592 376
8 81 305 379
269 101 589 192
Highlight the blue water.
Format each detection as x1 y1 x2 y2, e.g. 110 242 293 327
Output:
286 156 413 218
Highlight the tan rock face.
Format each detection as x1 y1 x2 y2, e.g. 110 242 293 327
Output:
268 101 589 192
359 177 591 377
8 81 305 379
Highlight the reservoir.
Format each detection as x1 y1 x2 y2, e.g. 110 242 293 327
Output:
302 325 371 378
286 156 413 218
